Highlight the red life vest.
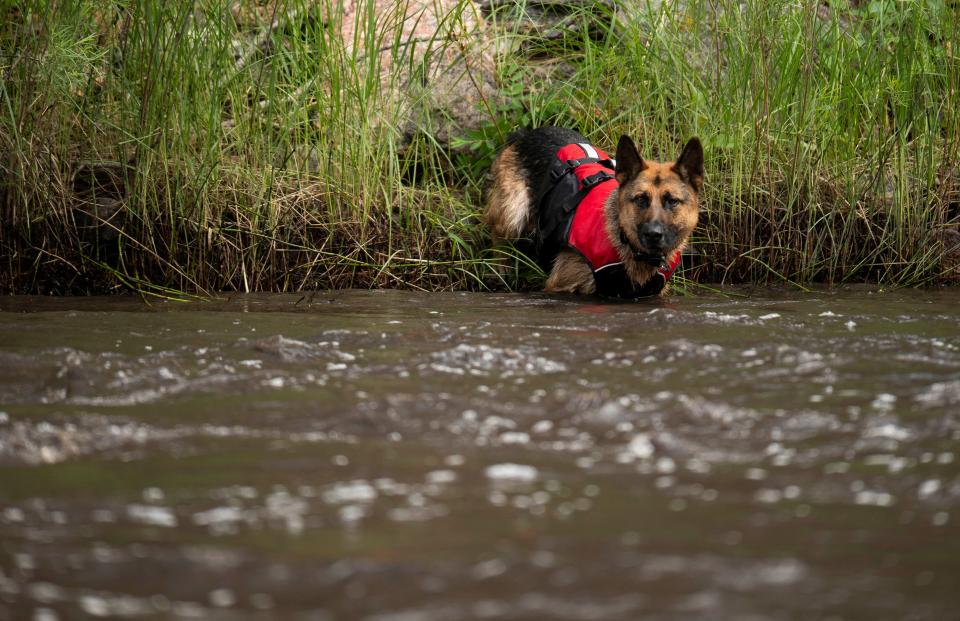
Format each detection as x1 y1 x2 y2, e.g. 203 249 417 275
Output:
537 142 682 298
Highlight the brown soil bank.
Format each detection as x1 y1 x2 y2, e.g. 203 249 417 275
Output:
2 0 959 295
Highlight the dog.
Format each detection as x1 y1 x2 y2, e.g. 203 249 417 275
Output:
484 126 702 298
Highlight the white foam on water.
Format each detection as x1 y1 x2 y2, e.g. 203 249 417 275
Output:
499 431 530 445
425 469 457 484
126 504 177 528
854 490 895 507
531 420 553 434
864 423 911 441
755 489 783 503
625 434 655 460
918 479 941 499
208 588 236 608
915 380 960 407
322 480 377 504
485 463 538 482
428 343 566 377
387 505 449 522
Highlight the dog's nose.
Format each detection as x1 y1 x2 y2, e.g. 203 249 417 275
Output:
640 222 666 250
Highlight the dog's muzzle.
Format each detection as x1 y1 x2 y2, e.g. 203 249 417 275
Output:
619 225 670 268
638 221 676 255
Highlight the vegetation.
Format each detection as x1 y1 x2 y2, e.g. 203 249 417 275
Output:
1 0 958 296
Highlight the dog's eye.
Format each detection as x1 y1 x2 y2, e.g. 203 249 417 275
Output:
632 193 650 209
662 193 679 210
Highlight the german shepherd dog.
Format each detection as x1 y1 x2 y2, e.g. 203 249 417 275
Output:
484 127 703 298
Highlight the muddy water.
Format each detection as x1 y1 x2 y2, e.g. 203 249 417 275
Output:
0 289 958 620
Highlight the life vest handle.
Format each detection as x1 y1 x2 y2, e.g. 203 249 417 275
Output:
550 157 616 182
580 171 614 190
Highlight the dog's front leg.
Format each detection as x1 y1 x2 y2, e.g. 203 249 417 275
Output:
545 251 596 294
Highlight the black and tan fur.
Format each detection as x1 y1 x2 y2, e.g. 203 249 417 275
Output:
485 126 703 296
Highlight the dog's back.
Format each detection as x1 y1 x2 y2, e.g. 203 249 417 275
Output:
484 126 588 240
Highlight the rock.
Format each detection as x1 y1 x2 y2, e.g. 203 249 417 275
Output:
940 227 960 282
337 0 502 149
937 166 960 281
479 0 621 44
335 0 621 150
71 162 127 243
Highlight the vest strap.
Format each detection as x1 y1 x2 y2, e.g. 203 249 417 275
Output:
550 158 616 182
581 171 615 189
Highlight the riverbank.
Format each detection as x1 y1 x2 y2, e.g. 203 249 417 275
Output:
2 0 958 296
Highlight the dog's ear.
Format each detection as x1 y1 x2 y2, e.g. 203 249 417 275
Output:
672 137 704 193
615 135 646 186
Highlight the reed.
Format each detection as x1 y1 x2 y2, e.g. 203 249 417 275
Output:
1 0 957 295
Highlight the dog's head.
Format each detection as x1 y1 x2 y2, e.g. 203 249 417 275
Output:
613 135 703 260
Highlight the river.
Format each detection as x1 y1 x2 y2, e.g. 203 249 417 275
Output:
1 288 958 620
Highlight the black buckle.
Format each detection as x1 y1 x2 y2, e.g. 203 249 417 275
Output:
551 158 614 184
550 158 580 182
581 171 614 189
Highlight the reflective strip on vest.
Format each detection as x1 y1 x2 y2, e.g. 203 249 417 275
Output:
578 142 599 159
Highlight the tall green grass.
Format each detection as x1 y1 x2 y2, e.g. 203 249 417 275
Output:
1 0 957 294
